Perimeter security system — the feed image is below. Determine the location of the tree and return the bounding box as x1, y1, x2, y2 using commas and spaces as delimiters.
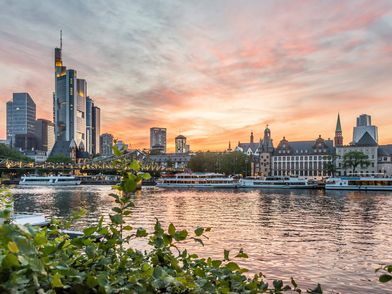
0, 144, 31, 162
46, 154, 73, 164
324, 154, 339, 177
342, 151, 370, 175
188, 151, 251, 175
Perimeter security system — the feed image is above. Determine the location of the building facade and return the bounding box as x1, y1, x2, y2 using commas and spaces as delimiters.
86, 97, 93, 154
336, 133, 378, 176
53, 34, 100, 158
35, 119, 55, 152
150, 127, 167, 153
6, 93, 36, 150
271, 136, 334, 177
148, 153, 192, 169
236, 126, 274, 176
353, 114, 378, 144
100, 133, 113, 157
175, 135, 187, 153
54, 39, 87, 150
92, 106, 101, 154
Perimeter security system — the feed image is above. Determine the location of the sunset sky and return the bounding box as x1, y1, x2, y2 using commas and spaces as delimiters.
0, 0, 392, 151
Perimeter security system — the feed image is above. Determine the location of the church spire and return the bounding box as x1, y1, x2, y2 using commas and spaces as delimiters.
336, 113, 342, 132
334, 113, 343, 147
250, 131, 254, 143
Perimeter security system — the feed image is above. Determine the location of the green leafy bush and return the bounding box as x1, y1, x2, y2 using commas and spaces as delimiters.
0, 144, 32, 162
0, 146, 324, 293
46, 154, 74, 164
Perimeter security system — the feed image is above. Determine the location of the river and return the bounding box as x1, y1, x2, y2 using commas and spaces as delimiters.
11, 186, 392, 293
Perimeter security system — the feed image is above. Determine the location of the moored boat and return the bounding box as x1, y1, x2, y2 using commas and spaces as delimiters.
325, 177, 392, 191
156, 173, 238, 188
19, 175, 81, 186
240, 176, 318, 189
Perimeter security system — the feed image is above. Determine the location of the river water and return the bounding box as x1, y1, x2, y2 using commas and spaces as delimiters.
11, 186, 392, 293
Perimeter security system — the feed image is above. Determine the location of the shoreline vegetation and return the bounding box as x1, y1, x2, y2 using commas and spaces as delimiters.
0, 146, 390, 293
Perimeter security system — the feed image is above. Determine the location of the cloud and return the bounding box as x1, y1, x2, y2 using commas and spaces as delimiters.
0, 0, 392, 151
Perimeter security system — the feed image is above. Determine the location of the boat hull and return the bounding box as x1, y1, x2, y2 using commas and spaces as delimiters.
19, 181, 81, 186
325, 185, 392, 191
240, 184, 318, 189
156, 183, 237, 189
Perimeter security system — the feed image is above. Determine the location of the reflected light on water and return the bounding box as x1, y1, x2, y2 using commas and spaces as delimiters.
11, 186, 392, 293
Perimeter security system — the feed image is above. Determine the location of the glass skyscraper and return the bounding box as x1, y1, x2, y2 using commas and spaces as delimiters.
150, 127, 167, 153
6, 93, 36, 150
54, 38, 87, 150
92, 106, 101, 154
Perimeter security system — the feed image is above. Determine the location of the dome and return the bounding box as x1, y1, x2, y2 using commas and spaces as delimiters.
176, 135, 186, 139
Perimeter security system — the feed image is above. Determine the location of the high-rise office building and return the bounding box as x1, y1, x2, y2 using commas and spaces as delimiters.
353, 114, 378, 144
150, 127, 167, 153
100, 133, 113, 157
86, 96, 93, 154
6, 93, 36, 150
53, 33, 87, 151
175, 135, 187, 153
92, 106, 101, 154
35, 119, 55, 152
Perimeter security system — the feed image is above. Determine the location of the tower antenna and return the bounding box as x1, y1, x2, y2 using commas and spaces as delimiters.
60, 30, 62, 49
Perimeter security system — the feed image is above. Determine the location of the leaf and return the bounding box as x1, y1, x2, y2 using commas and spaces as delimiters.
226, 262, 240, 271
140, 173, 151, 180
136, 228, 148, 237
235, 248, 248, 258
193, 238, 204, 246
194, 227, 204, 237
51, 273, 64, 288
291, 277, 298, 288
273, 280, 283, 290
174, 230, 188, 241
110, 214, 123, 225
112, 207, 122, 213
83, 227, 97, 236
307, 283, 322, 294
2, 253, 20, 268
34, 232, 47, 246
168, 223, 176, 236
211, 260, 222, 268
8, 241, 19, 253
224, 249, 230, 261
123, 225, 133, 231
123, 179, 137, 193
379, 274, 392, 283
130, 160, 141, 171
86, 275, 98, 288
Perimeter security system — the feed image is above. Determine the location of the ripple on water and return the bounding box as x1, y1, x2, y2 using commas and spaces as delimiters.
11, 186, 392, 293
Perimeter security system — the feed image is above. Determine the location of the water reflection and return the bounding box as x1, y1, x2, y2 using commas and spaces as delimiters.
11, 186, 392, 293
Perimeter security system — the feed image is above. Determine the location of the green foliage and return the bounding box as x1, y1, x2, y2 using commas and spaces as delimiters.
0, 144, 31, 162
323, 155, 339, 177
0, 147, 324, 293
342, 151, 371, 174
46, 154, 74, 164
377, 264, 392, 283
188, 151, 251, 175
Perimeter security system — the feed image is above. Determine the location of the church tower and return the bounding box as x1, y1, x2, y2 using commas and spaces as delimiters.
250, 131, 254, 144
334, 113, 343, 147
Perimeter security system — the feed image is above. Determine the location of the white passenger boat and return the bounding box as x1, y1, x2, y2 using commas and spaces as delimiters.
156, 173, 238, 188
19, 175, 81, 186
325, 177, 392, 191
240, 176, 318, 189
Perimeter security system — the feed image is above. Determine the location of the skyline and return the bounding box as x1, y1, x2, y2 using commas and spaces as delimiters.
1, 0, 392, 151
